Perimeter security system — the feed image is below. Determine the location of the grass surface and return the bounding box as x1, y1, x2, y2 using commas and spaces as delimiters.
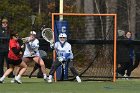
0, 78, 140, 93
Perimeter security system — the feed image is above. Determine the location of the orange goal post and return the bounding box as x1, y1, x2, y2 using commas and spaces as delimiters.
51, 13, 117, 82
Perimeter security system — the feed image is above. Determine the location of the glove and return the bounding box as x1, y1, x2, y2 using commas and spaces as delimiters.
21, 44, 24, 49
50, 43, 54, 49
57, 57, 64, 62
19, 51, 23, 55
22, 37, 30, 43
30, 51, 36, 56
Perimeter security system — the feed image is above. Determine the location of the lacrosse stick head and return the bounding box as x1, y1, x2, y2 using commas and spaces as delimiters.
42, 28, 54, 44
118, 30, 125, 37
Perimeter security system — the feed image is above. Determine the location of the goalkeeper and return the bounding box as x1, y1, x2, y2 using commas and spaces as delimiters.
47, 33, 81, 83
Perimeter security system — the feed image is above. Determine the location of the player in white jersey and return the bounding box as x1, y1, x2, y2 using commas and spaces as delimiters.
48, 33, 81, 83
21, 31, 47, 81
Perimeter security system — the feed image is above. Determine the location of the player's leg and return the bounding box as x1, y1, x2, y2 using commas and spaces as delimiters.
117, 62, 126, 76
126, 58, 134, 77
37, 68, 43, 78
11, 67, 21, 83
0, 65, 14, 83
0, 55, 4, 77
13, 58, 29, 84
15, 61, 27, 84
68, 60, 81, 83
33, 56, 47, 80
5, 53, 14, 78
132, 57, 140, 71
48, 60, 61, 83
22, 57, 31, 63
29, 63, 40, 78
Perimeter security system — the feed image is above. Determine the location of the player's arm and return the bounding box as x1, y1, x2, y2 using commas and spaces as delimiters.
31, 40, 39, 50
25, 42, 36, 57
26, 42, 34, 52
59, 44, 73, 61
22, 37, 30, 43
27, 40, 39, 51
12, 47, 21, 55
50, 42, 54, 49
10, 43, 22, 55
58, 52, 73, 62
64, 45, 73, 60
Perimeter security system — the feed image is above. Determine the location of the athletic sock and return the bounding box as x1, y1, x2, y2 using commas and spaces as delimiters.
16, 75, 21, 80
76, 76, 81, 83
14, 76, 17, 79
43, 74, 47, 79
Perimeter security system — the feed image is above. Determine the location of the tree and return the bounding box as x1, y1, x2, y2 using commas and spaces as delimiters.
105, 0, 117, 39
128, 0, 136, 39
83, 0, 96, 62
75, 0, 81, 13
0, 0, 32, 36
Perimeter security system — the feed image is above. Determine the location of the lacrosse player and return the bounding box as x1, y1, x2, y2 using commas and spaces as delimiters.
21, 31, 47, 81
0, 33, 27, 84
48, 33, 81, 83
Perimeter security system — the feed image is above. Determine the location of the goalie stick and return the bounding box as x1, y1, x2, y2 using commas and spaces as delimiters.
42, 28, 54, 45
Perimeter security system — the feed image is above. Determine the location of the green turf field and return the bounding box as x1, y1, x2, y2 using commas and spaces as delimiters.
0, 78, 140, 93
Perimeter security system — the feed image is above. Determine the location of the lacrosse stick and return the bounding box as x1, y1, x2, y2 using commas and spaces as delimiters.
56, 50, 66, 68
42, 28, 66, 75
42, 28, 54, 46
57, 56, 66, 78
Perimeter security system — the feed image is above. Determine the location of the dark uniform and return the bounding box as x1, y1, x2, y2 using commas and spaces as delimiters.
117, 36, 134, 76
0, 19, 13, 77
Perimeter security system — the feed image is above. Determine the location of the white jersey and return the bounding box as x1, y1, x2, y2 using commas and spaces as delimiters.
23, 37, 40, 57
55, 41, 73, 60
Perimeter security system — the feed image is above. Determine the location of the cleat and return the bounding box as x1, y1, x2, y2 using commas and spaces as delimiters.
47, 75, 52, 83
76, 76, 81, 83
15, 78, 22, 84
0, 78, 4, 84
0, 80, 4, 84
123, 74, 129, 80
44, 76, 48, 81
11, 78, 15, 83
29, 75, 31, 78
48, 79, 52, 83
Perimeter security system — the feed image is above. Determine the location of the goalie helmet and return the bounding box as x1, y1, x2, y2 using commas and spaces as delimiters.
59, 33, 67, 43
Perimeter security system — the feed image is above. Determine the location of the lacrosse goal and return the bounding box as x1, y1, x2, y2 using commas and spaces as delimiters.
52, 13, 117, 82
